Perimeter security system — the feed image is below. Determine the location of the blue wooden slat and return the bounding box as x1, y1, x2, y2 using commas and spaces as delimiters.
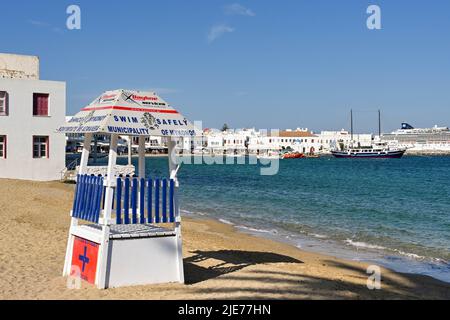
147, 179, 153, 223
140, 178, 145, 224
124, 177, 130, 224
88, 176, 96, 221
162, 179, 167, 223
72, 174, 79, 216
169, 179, 175, 223
116, 177, 122, 225
77, 175, 87, 219
89, 176, 97, 222
83, 176, 93, 221
94, 177, 103, 223
77, 174, 87, 219
91, 177, 102, 223
90, 176, 97, 222
72, 174, 82, 217
88, 176, 96, 222
131, 178, 138, 224
73, 174, 81, 218
154, 178, 160, 223
81, 175, 90, 220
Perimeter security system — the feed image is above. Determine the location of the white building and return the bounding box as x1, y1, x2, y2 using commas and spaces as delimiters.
247, 128, 321, 155
195, 127, 375, 156
317, 130, 373, 153
222, 130, 247, 155
203, 129, 224, 155
0, 53, 66, 181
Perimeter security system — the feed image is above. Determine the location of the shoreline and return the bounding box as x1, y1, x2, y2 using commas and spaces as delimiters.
184, 211, 450, 285
1, 179, 450, 299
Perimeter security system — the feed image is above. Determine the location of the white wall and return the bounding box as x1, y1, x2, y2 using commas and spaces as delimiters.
0, 78, 66, 181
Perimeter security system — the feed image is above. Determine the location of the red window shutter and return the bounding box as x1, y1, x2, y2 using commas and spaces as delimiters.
33, 94, 49, 116
39, 96, 45, 115
38, 96, 42, 115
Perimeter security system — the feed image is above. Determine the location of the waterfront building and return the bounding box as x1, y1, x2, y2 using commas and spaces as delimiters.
278, 128, 319, 154
317, 130, 373, 153
0, 53, 66, 181
222, 129, 247, 156
203, 128, 224, 155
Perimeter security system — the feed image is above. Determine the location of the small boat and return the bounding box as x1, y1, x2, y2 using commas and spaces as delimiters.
281, 152, 304, 159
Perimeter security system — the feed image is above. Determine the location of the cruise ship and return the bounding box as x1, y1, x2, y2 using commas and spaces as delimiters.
382, 123, 450, 153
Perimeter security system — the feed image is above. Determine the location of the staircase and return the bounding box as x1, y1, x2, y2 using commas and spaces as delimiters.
60, 158, 79, 182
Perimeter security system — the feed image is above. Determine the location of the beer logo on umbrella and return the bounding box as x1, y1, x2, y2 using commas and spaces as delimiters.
141, 112, 159, 130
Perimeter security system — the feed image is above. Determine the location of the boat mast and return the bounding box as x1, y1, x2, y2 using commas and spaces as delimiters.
378, 109, 381, 138
350, 109, 353, 142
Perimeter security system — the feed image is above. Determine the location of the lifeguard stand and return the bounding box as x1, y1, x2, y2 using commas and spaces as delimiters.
58, 89, 196, 288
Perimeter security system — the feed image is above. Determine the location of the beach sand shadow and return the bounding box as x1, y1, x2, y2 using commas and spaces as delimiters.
184, 250, 303, 284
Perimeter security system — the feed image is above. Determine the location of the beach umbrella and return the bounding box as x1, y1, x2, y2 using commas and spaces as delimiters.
57, 89, 197, 137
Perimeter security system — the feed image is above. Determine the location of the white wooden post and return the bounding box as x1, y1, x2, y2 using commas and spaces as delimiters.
102, 134, 118, 224
138, 136, 146, 179
63, 132, 93, 276
128, 137, 132, 165
95, 134, 118, 289
168, 137, 184, 283
79, 133, 92, 175
138, 136, 146, 220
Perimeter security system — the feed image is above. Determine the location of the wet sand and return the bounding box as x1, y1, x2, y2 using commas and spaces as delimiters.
0, 179, 449, 300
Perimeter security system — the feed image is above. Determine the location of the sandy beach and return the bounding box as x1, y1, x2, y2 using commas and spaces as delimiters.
0, 179, 449, 300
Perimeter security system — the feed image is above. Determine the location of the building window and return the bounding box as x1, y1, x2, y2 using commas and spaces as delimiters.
33, 136, 49, 158
33, 93, 49, 116
0, 135, 6, 158
0, 91, 8, 116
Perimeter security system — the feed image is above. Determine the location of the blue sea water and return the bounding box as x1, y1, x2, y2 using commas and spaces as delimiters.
112, 155, 450, 282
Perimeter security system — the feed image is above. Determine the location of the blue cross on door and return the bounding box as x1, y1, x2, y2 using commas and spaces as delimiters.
78, 246, 90, 272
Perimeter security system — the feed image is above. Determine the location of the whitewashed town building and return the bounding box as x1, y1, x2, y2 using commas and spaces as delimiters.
317, 130, 373, 153
201, 127, 374, 156
0, 53, 66, 181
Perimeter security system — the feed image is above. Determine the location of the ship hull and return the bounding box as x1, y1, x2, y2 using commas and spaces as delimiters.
331, 150, 405, 159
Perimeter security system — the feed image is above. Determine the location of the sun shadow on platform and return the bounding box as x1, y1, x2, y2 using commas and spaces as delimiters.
184, 250, 303, 285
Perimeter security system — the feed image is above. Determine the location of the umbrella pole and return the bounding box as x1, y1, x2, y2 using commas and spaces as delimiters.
138, 136, 145, 179
128, 137, 132, 165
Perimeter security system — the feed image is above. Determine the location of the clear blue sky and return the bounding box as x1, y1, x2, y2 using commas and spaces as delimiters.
1, 0, 449, 133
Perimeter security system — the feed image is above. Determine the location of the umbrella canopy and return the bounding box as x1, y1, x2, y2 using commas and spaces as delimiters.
57, 89, 197, 137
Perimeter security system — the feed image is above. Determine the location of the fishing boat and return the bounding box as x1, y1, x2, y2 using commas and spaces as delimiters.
331, 109, 406, 159
281, 151, 304, 159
